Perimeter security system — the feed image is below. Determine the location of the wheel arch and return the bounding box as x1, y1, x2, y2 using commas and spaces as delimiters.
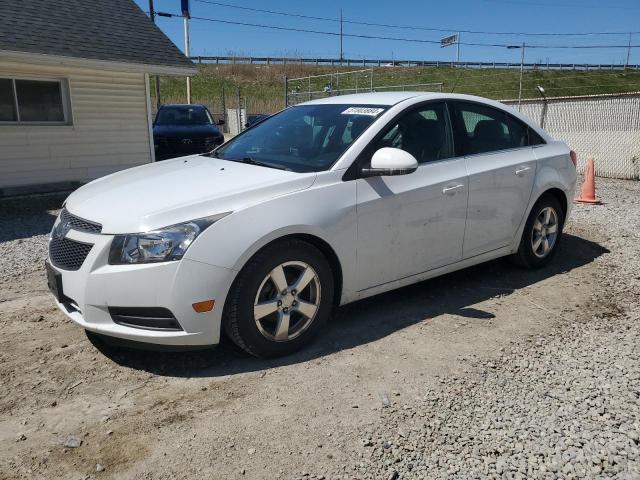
538, 187, 568, 221
281, 233, 343, 308
229, 232, 344, 309
511, 184, 570, 253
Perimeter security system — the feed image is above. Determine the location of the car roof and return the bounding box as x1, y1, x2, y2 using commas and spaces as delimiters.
298, 91, 511, 108
160, 104, 207, 109
300, 92, 428, 106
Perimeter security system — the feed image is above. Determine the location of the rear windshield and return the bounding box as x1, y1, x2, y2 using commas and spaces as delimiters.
211, 104, 387, 172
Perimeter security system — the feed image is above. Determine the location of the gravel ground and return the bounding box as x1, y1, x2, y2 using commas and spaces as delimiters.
0, 178, 638, 480
0, 194, 64, 282
314, 179, 640, 480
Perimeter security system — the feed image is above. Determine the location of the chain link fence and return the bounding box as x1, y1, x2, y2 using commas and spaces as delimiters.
505, 92, 640, 179
151, 66, 640, 179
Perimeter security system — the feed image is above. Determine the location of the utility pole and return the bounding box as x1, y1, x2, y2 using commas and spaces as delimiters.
339, 8, 343, 64
456, 32, 460, 64
518, 42, 525, 110
182, 0, 192, 104
625, 33, 632, 69
148, 0, 161, 109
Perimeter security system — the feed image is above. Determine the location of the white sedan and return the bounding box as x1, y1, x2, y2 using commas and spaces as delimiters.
46, 92, 577, 357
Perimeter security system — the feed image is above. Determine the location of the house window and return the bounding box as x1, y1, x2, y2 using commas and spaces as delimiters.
0, 78, 70, 124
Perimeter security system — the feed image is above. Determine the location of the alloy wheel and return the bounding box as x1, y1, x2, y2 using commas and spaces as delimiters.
531, 206, 559, 258
253, 261, 321, 342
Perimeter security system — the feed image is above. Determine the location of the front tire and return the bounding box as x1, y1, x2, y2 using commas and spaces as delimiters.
223, 239, 334, 358
513, 195, 564, 269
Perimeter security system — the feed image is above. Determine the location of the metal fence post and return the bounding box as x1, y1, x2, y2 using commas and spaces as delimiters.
243, 95, 247, 127
221, 85, 227, 133
236, 86, 241, 134
284, 76, 288, 108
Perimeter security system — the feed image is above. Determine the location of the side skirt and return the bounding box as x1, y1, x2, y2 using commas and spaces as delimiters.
347, 245, 514, 304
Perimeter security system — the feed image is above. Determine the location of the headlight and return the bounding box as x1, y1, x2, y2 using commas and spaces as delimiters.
108, 213, 230, 265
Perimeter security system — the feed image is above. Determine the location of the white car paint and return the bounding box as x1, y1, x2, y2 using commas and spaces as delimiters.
48, 92, 577, 347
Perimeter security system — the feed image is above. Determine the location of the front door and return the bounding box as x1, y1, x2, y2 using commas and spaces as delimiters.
355, 102, 468, 291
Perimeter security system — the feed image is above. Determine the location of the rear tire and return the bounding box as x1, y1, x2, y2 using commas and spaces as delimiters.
223, 239, 334, 358
513, 195, 564, 269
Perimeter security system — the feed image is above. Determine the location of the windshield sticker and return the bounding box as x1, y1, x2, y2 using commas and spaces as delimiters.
341, 107, 384, 116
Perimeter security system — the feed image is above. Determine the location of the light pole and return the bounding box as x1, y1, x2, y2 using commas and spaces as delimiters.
148, 0, 161, 109
157, 6, 192, 104
536, 85, 548, 128
508, 43, 526, 110
182, 0, 192, 104
339, 8, 343, 64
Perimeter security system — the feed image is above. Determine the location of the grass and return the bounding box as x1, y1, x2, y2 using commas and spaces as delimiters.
152, 64, 640, 114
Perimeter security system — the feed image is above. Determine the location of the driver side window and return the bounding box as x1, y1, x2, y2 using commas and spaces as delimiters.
375, 103, 453, 164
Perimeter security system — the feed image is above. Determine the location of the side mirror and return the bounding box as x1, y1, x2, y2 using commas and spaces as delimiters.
361, 147, 418, 177
216, 119, 225, 126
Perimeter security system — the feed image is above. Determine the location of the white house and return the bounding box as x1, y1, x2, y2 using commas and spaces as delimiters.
0, 0, 196, 195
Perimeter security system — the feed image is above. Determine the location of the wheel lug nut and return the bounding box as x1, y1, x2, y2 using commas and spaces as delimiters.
277, 300, 282, 306
283, 307, 289, 313
291, 290, 297, 296
292, 300, 297, 307
282, 289, 288, 295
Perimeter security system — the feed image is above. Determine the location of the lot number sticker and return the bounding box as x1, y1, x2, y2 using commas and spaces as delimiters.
341, 107, 385, 116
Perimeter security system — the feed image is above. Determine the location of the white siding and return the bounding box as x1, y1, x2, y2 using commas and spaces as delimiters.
0, 60, 152, 189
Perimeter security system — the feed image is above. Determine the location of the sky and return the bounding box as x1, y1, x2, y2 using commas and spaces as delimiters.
134, 0, 640, 65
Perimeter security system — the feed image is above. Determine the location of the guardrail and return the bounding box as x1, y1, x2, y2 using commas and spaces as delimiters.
191, 56, 640, 71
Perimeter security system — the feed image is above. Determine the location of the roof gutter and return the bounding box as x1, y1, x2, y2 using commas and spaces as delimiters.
0, 50, 197, 76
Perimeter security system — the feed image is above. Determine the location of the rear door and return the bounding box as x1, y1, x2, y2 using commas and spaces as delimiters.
354, 102, 468, 290
450, 101, 537, 258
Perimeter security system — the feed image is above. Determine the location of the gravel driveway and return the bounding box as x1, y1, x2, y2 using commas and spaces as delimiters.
0, 179, 638, 480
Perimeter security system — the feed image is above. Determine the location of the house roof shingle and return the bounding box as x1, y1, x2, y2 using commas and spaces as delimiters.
0, 0, 194, 71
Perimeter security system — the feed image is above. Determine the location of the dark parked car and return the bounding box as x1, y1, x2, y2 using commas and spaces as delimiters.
244, 113, 270, 129
153, 104, 224, 160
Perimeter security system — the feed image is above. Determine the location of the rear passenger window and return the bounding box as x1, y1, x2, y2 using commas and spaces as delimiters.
528, 127, 545, 146
454, 102, 531, 155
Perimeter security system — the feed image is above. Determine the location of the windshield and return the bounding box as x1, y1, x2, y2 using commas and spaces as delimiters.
211, 104, 387, 172
156, 106, 213, 126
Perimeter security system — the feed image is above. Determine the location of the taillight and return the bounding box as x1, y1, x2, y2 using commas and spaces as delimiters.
570, 150, 578, 167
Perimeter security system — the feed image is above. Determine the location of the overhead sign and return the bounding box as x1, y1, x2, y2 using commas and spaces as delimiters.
181, 0, 190, 18
440, 34, 458, 48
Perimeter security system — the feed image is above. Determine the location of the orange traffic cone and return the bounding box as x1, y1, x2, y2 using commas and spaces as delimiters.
575, 158, 602, 205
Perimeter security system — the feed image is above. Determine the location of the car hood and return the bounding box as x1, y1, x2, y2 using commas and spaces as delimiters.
65, 156, 317, 234
153, 124, 220, 137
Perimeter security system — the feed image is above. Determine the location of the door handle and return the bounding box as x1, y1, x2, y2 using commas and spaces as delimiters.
442, 184, 464, 195
515, 166, 531, 176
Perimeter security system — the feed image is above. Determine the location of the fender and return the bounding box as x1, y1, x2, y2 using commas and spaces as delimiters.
510, 145, 577, 252
184, 171, 358, 304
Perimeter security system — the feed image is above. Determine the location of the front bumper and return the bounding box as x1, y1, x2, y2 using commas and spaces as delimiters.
48, 228, 236, 346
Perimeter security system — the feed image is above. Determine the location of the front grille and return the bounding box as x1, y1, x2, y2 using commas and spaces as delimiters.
60, 208, 102, 234
157, 136, 216, 151
49, 237, 93, 271
165, 137, 208, 147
